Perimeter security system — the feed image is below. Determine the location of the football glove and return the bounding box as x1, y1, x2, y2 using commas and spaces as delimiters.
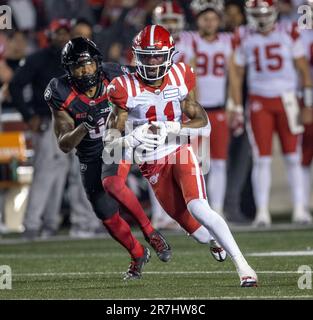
83, 106, 104, 130
151, 121, 181, 135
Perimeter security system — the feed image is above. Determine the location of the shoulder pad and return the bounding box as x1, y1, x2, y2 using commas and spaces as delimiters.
44, 75, 71, 110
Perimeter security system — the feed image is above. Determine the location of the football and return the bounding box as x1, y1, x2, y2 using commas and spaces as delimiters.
147, 124, 159, 135
145, 124, 159, 150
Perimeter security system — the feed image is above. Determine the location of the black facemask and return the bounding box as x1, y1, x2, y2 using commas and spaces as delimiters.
69, 60, 103, 92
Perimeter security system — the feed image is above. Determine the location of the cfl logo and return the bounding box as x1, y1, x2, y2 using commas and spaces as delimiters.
298, 5, 313, 30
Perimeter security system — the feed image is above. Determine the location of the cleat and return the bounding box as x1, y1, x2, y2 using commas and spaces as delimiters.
240, 276, 258, 287
145, 230, 172, 262
238, 267, 258, 287
123, 247, 151, 280
292, 208, 312, 225
253, 209, 271, 228
209, 240, 227, 262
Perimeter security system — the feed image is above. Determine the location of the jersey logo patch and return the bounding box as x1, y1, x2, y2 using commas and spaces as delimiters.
149, 173, 159, 185
44, 87, 52, 101
163, 88, 179, 99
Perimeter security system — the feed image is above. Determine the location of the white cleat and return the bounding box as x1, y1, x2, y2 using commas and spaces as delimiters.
238, 266, 258, 287
252, 209, 271, 228
292, 207, 312, 225
209, 240, 227, 262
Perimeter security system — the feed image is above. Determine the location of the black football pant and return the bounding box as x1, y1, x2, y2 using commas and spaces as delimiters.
79, 158, 120, 220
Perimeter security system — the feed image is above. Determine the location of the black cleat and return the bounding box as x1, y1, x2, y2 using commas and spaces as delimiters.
145, 230, 172, 262
123, 247, 151, 280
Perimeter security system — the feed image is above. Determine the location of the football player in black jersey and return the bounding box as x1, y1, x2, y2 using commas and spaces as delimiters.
45, 37, 171, 280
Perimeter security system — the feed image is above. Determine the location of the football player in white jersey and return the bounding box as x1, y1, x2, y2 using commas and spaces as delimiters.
229, 0, 313, 226
149, 0, 189, 230
152, 0, 194, 64
189, 0, 233, 217
300, 0, 313, 221
105, 25, 258, 287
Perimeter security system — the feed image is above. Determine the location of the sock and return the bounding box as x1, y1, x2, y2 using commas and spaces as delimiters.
302, 166, 312, 209
103, 176, 154, 237
283, 153, 304, 207
187, 198, 243, 260
103, 212, 144, 259
207, 159, 227, 213
190, 225, 214, 244
252, 156, 272, 209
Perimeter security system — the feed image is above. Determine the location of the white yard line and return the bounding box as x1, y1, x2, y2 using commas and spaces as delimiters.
2, 250, 313, 259
247, 250, 313, 257
12, 270, 303, 277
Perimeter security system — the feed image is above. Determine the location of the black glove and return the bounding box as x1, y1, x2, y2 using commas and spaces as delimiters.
83, 106, 104, 130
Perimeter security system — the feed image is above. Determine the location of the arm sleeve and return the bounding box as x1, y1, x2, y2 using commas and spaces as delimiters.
107, 77, 129, 110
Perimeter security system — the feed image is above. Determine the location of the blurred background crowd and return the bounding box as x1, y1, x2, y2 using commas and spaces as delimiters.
0, 0, 312, 239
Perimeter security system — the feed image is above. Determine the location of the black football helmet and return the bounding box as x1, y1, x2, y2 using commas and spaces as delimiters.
61, 37, 103, 92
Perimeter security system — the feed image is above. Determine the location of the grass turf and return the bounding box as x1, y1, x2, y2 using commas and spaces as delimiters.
0, 229, 312, 299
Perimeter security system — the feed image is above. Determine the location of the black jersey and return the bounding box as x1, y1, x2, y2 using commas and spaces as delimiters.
45, 62, 131, 162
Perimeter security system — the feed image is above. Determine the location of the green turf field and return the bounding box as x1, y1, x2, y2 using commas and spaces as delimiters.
0, 229, 313, 299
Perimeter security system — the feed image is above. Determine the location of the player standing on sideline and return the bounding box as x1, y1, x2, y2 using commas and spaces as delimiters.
152, 0, 194, 64
229, 0, 313, 226
300, 0, 313, 221
105, 25, 257, 287
45, 37, 172, 280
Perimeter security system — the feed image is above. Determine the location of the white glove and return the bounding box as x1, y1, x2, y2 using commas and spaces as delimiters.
125, 123, 164, 149
151, 121, 181, 135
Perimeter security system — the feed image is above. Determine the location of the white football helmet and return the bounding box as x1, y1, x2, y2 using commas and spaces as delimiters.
190, 0, 224, 17
245, 0, 278, 33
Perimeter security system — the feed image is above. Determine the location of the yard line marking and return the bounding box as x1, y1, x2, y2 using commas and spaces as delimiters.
0, 252, 125, 259
12, 270, 302, 277
247, 250, 313, 257
2, 250, 313, 259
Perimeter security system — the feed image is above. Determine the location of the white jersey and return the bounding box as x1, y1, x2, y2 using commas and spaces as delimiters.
234, 23, 305, 97
107, 62, 196, 162
173, 31, 195, 64
189, 32, 233, 108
